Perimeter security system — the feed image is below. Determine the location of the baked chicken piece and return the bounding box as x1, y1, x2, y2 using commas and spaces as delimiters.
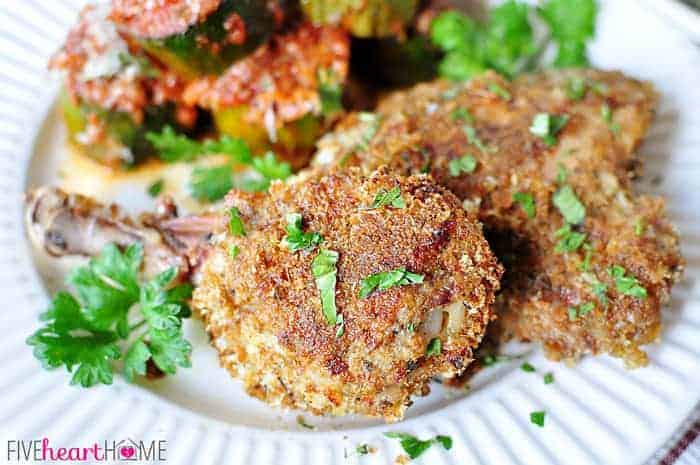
312, 69, 683, 367
25, 168, 502, 420
195, 167, 502, 419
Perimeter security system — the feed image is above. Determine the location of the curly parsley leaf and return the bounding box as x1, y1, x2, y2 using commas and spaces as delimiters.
146, 126, 203, 162
251, 151, 292, 185
283, 213, 323, 252
312, 249, 340, 325
189, 165, 234, 202
539, 0, 597, 67
27, 244, 193, 387
553, 185, 586, 225
384, 432, 453, 459
68, 243, 142, 333
359, 267, 424, 299
609, 265, 647, 299
513, 192, 536, 218
26, 292, 121, 387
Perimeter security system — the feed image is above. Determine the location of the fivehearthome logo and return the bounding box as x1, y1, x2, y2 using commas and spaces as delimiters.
6, 437, 167, 462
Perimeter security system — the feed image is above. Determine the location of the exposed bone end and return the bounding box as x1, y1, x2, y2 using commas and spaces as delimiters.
24, 186, 200, 281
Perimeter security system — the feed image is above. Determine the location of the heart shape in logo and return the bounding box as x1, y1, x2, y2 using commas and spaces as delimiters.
120, 446, 135, 459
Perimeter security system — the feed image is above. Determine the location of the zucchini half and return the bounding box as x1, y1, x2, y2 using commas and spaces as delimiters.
214, 106, 322, 169
60, 91, 197, 168
301, 0, 418, 38
140, 0, 277, 79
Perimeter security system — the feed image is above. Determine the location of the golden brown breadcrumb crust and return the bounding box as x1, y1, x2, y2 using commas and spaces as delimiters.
50, 5, 194, 125
312, 69, 684, 367
110, 0, 222, 39
183, 23, 350, 125
193, 168, 502, 419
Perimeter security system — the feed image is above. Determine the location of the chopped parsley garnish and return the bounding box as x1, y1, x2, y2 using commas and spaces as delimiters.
26, 243, 192, 387
488, 83, 512, 101
283, 213, 323, 252
566, 76, 587, 101
228, 207, 246, 236
312, 249, 340, 325
359, 267, 424, 299
521, 362, 536, 372
147, 179, 164, 197
317, 68, 343, 117
426, 337, 442, 357
229, 244, 240, 259
430, 1, 597, 80
448, 154, 477, 176
553, 185, 585, 225
463, 125, 495, 153
369, 186, 406, 209
513, 192, 536, 218
529, 113, 569, 147
609, 265, 647, 299
189, 165, 233, 202
384, 432, 453, 459
554, 224, 586, 253
635, 218, 645, 236
544, 372, 554, 384
568, 302, 594, 321
146, 126, 204, 162
530, 411, 546, 427
451, 107, 474, 123
601, 104, 620, 133
355, 444, 371, 455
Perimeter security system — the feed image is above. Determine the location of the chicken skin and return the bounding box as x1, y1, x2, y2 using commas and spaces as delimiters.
312, 69, 683, 367
193, 167, 502, 419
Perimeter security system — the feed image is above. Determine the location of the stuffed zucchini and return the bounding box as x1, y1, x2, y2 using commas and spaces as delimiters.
51, 5, 200, 167
110, 0, 281, 78
300, 0, 418, 38
183, 23, 350, 168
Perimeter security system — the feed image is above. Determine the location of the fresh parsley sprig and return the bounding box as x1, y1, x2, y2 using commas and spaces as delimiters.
147, 128, 291, 202
26, 243, 192, 387
430, 0, 598, 81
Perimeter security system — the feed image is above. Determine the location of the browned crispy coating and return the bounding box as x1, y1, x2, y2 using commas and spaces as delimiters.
110, 0, 222, 39
50, 5, 194, 125
312, 69, 683, 367
182, 23, 350, 125
192, 168, 502, 419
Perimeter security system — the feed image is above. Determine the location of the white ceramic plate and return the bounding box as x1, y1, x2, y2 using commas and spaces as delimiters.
2, 1, 700, 464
